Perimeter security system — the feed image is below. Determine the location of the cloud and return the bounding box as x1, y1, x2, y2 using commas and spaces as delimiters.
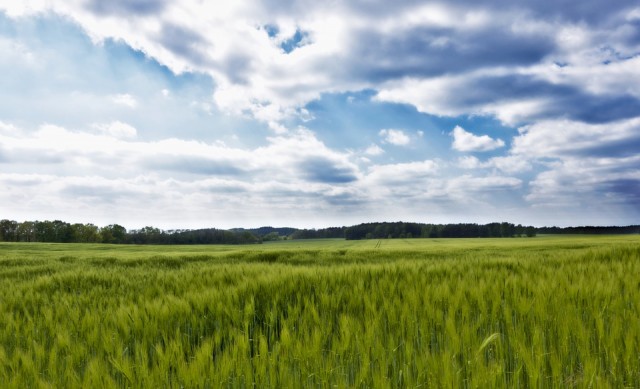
365, 160, 438, 184
509, 118, 640, 220
457, 155, 532, 174
451, 126, 504, 152
299, 157, 358, 183
2, 0, 638, 130
0, 121, 18, 134
93, 121, 137, 139
512, 118, 640, 158
447, 174, 522, 193
364, 144, 384, 156
0, 122, 359, 187
526, 156, 640, 210
85, 0, 167, 16
0, 123, 367, 226
1, 2, 639, 226
110, 94, 138, 108
379, 129, 411, 146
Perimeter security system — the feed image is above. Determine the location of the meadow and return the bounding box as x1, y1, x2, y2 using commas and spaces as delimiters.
0, 235, 639, 388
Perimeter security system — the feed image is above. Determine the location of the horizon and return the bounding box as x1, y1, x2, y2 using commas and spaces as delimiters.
1, 1, 639, 229
2, 217, 638, 233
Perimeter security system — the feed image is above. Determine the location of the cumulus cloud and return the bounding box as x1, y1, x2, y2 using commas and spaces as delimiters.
451, 126, 504, 152
508, 118, 640, 220
512, 118, 640, 158
526, 156, 640, 211
457, 155, 532, 174
1, 1, 639, 226
4, 0, 636, 127
379, 129, 411, 146
0, 122, 359, 187
0, 122, 370, 226
365, 144, 384, 156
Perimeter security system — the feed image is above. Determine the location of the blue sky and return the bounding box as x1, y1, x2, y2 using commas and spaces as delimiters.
0, 1, 639, 229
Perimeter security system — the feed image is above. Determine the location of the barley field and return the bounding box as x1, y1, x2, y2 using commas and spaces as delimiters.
0, 235, 639, 388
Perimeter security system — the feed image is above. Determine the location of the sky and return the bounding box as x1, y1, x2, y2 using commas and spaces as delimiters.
0, 1, 639, 229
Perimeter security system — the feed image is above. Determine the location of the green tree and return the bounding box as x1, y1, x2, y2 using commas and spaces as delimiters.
72, 223, 100, 243
0, 219, 18, 241
100, 224, 127, 244
16, 221, 36, 242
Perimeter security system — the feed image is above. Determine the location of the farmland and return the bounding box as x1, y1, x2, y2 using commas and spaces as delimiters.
0, 236, 639, 388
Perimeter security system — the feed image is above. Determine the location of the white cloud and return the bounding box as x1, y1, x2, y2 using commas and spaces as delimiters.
379, 129, 411, 146
457, 155, 483, 169
365, 160, 438, 184
447, 175, 522, 193
510, 118, 640, 220
512, 118, 640, 158
1, 1, 639, 226
451, 126, 504, 152
1, 0, 637, 130
110, 93, 138, 108
365, 144, 384, 156
267, 121, 289, 134
93, 121, 137, 139
487, 156, 532, 174
375, 75, 551, 126
457, 155, 532, 174
526, 155, 640, 208
0, 121, 18, 134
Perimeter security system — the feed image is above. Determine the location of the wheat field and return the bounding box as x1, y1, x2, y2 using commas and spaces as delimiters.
0, 235, 638, 388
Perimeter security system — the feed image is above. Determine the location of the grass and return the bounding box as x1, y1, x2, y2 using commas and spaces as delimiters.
0, 235, 639, 387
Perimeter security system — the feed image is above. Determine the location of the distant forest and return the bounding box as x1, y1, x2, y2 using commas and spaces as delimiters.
0, 219, 638, 245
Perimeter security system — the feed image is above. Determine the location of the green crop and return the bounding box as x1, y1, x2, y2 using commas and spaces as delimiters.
0, 235, 638, 387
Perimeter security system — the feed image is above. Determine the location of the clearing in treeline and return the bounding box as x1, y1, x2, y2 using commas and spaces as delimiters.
0, 235, 639, 387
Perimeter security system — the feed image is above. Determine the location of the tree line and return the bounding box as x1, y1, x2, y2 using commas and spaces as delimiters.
0, 220, 259, 245
0, 219, 638, 244
343, 222, 537, 240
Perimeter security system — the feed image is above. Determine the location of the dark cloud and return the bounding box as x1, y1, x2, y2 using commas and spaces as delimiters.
221, 53, 253, 85
324, 192, 367, 207
86, 0, 167, 16
159, 23, 210, 66
343, 0, 638, 26
429, 73, 640, 124
603, 178, 640, 203
351, 26, 555, 82
299, 158, 358, 184
572, 136, 640, 158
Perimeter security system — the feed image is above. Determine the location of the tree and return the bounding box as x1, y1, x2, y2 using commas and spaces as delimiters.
100, 224, 127, 244
16, 221, 36, 242
525, 226, 536, 237
72, 223, 100, 243
0, 219, 18, 241
262, 232, 281, 241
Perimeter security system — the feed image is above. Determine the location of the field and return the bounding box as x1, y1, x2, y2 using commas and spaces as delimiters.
0, 236, 639, 388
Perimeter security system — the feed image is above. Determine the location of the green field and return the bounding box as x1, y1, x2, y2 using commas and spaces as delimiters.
1, 236, 639, 388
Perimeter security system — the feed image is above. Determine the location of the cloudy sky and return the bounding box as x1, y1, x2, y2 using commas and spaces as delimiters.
1, 1, 639, 229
